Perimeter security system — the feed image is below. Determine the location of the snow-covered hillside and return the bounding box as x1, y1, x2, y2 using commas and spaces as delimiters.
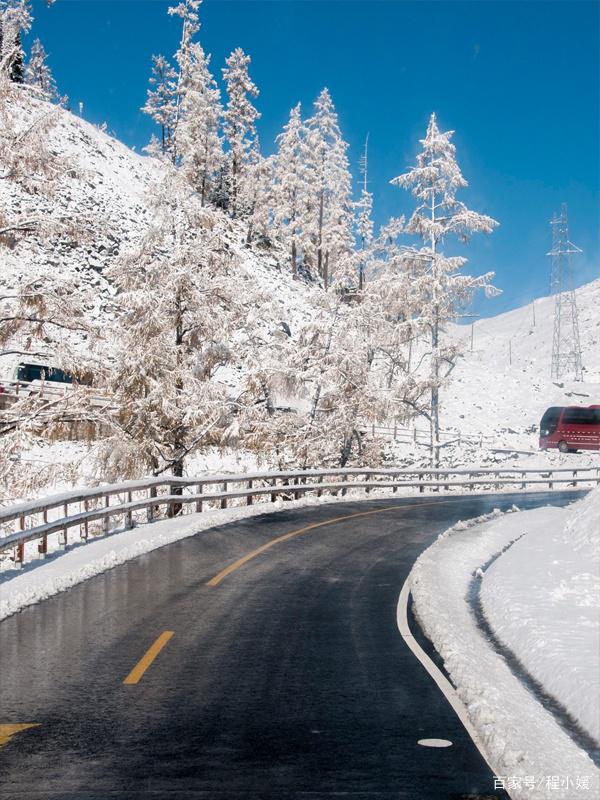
0, 91, 316, 378
445, 279, 600, 436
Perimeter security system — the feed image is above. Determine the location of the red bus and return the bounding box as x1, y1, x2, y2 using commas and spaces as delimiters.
539, 405, 600, 453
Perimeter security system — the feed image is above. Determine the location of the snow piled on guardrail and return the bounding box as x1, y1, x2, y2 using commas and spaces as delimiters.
409, 498, 599, 799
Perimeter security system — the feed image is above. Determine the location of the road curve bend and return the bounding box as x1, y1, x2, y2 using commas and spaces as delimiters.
0, 490, 583, 799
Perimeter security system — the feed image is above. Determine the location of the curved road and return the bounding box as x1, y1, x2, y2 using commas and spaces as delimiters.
0, 490, 584, 799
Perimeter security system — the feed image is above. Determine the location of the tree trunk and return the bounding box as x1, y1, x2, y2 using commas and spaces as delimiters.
431, 315, 440, 469
291, 238, 297, 277
316, 189, 324, 281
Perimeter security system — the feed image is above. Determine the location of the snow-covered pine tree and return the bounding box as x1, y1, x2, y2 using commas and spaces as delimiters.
25, 37, 56, 99
391, 113, 498, 466
365, 216, 432, 426
0, 0, 30, 83
142, 54, 178, 160
96, 172, 246, 482
177, 41, 223, 205
272, 103, 312, 277
241, 138, 273, 245
305, 89, 354, 290
142, 0, 201, 163
222, 47, 260, 218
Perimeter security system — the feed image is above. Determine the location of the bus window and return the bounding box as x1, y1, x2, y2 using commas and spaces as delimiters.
540, 407, 561, 435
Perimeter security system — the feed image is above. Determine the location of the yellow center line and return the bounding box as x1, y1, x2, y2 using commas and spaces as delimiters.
207, 499, 454, 587
123, 631, 174, 685
0, 724, 40, 748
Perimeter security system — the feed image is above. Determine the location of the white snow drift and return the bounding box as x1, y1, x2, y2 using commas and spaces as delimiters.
409, 492, 600, 800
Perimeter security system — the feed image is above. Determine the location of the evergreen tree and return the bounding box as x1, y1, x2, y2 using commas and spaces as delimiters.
25, 37, 56, 99
305, 89, 354, 289
97, 172, 243, 481
222, 47, 260, 218
142, 54, 178, 160
1, 1, 30, 83
391, 113, 498, 466
272, 103, 312, 276
242, 138, 273, 245
177, 41, 223, 205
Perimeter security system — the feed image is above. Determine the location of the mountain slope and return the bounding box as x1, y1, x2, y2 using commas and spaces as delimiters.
444, 278, 600, 435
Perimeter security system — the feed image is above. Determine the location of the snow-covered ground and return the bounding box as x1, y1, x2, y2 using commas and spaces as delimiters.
443, 278, 600, 439
481, 487, 600, 745
409, 492, 600, 799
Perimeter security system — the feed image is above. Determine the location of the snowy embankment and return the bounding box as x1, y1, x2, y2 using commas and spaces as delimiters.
409, 492, 600, 800
481, 487, 600, 746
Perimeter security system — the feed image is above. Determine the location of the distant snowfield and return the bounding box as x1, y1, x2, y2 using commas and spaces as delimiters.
444, 278, 600, 436
410, 490, 600, 799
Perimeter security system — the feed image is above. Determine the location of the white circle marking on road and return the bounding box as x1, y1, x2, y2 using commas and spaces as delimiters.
417, 738, 453, 748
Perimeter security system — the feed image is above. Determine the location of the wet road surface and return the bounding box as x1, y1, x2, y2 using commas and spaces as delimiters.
0, 491, 583, 799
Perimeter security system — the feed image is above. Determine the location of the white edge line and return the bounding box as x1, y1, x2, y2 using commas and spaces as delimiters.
396, 577, 498, 776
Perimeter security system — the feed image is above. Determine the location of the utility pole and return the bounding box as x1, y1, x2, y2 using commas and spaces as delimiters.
358, 134, 369, 291
548, 204, 583, 381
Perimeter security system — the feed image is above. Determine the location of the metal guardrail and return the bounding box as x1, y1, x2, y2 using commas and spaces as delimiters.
1, 466, 598, 565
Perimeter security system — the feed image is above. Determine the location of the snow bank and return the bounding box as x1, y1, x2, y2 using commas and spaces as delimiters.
481, 487, 600, 745
0, 490, 399, 622
409, 501, 599, 799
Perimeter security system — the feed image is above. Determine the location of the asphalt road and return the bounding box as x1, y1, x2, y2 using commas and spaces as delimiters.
0, 490, 584, 799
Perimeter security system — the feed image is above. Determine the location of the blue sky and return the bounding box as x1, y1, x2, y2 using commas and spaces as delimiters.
28, 0, 599, 318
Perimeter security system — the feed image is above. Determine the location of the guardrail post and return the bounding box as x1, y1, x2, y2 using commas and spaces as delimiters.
365, 473, 371, 494
341, 474, 348, 496
549, 471, 553, 490
317, 475, 323, 497
15, 514, 25, 565
247, 480, 253, 505
419, 474, 424, 494
221, 482, 228, 509
195, 483, 203, 513
147, 486, 156, 522
572, 470, 578, 488
271, 479, 277, 503
38, 510, 48, 557
393, 422, 397, 440
126, 491, 133, 529
62, 502, 69, 549
521, 471, 526, 490
103, 495, 110, 534
81, 500, 89, 540
294, 477, 300, 501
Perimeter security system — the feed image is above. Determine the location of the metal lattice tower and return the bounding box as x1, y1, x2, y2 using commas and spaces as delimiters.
548, 203, 583, 381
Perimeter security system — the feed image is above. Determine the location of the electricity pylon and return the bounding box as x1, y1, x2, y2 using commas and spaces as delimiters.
548, 203, 583, 381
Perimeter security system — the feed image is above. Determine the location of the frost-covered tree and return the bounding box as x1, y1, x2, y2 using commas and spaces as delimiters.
142, 0, 201, 163
272, 103, 312, 276
391, 113, 498, 465
96, 173, 246, 481
142, 54, 178, 160
177, 42, 223, 205
222, 47, 260, 218
0, 0, 31, 83
25, 37, 56, 99
305, 89, 354, 289
242, 139, 273, 245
